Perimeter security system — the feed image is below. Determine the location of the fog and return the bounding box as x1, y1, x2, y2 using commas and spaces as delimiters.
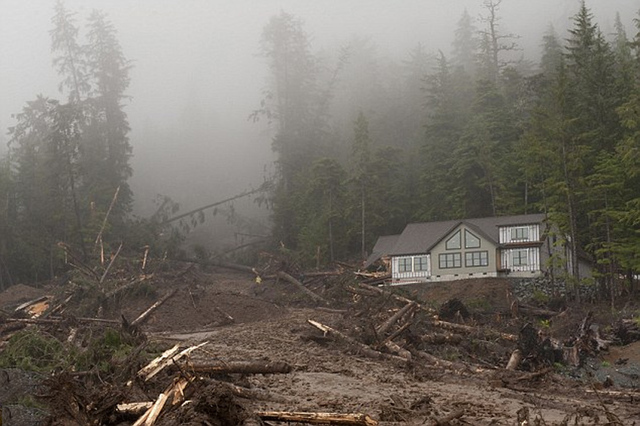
1, 0, 638, 242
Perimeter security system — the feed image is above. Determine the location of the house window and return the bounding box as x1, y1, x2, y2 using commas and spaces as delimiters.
414, 256, 429, 271
446, 230, 461, 250
465, 230, 481, 248
439, 253, 461, 269
512, 227, 529, 241
466, 251, 488, 267
513, 249, 528, 266
398, 257, 412, 272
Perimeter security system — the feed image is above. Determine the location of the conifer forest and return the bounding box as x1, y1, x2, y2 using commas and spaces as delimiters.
0, 0, 639, 299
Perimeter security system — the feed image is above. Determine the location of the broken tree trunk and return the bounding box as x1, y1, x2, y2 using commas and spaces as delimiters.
308, 319, 407, 364
421, 332, 463, 345
184, 361, 292, 375
376, 302, 417, 336
257, 411, 378, 426
358, 283, 436, 315
506, 349, 523, 370
133, 377, 190, 426
116, 402, 153, 416
3, 316, 120, 325
138, 344, 180, 381
429, 319, 518, 342
131, 288, 178, 327
383, 341, 411, 361
277, 271, 329, 305
138, 341, 208, 381
518, 303, 560, 318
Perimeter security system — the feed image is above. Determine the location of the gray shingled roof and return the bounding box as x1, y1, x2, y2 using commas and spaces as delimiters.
388, 213, 547, 256
364, 234, 399, 268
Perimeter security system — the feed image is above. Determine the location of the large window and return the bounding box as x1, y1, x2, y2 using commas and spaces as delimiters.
513, 249, 528, 266
446, 230, 461, 250
465, 251, 488, 267
398, 257, 412, 272
414, 256, 429, 271
439, 253, 461, 269
512, 227, 529, 241
465, 230, 481, 248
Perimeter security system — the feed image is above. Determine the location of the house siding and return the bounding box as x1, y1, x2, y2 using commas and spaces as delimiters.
391, 254, 430, 281
379, 214, 587, 285
499, 224, 540, 244
500, 247, 541, 274
430, 225, 497, 278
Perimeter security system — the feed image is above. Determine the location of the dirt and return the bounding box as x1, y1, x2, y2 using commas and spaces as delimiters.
2, 267, 640, 425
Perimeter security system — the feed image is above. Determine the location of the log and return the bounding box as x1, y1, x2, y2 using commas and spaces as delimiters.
376, 302, 417, 336
380, 320, 412, 347
117, 402, 153, 415
131, 288, 178, 327
100, 242, 123, 284
14, 296, 50, 312
278, 271, 329, 305
138, 341, 208, 381
185, 361, 292, 375
429, 320, 518, 342
138, 344, 180, 381
308, 319, 407, 364
506, 349, 522, 370
383, 341, 411, 361
132, 392, 168, 426
133, 378, 190, 426
513, 366, 553, 382
518, 303, 560, 318
357, 283, 438, 316
315, 307, 348, 314
421, 332, 463, 345
2, 316, 120, 325
257, 411, 378, 425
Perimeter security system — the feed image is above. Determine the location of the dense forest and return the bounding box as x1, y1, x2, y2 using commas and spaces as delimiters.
0, 1, 639, 301
253, 1, 640, 296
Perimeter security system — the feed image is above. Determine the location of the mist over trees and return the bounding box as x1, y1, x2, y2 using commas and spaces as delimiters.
254, 1, 640, 296
0, 0, 639, 300
1, 1, 133, 283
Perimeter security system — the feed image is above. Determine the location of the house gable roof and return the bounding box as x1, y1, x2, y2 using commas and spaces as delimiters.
388, 213, 547, 256
364, 234, 400, 268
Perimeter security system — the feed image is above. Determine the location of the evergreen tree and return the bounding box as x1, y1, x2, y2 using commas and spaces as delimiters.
255, 11, 323, 249
83, 9, 133, 228
540, 25, 563, 79
351, 112, 372, 259
477, 0, 520, 84
50, 0, 88, 102
296, 158, 348, 266
420, 52, 472, 220
451, 9, 478, 76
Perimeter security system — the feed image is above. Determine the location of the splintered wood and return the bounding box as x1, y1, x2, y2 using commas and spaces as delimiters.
137, 341, 208, 381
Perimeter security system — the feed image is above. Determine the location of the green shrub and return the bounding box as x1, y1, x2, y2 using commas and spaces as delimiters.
0, 329, 71, 372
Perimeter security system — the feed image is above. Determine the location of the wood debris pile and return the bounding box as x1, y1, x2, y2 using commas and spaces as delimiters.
1, 254, 639, 424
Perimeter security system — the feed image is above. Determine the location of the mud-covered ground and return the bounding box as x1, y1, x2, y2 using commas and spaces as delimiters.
1, 266, 640, 425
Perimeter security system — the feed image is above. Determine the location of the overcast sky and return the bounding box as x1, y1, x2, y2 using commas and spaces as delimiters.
1, 0, 638, 217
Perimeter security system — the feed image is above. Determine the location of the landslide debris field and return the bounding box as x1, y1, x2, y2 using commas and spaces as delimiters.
1, 261, 640, 425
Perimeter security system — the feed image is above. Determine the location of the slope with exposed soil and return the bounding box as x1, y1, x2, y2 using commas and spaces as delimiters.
1, 266, 639, 425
